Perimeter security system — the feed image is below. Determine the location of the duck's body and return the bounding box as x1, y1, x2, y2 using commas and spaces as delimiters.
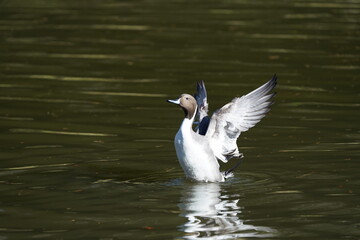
175, 117, 224, 182
168, 75, 277, 182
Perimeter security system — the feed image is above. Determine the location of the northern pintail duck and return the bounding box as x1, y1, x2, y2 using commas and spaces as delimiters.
167, 75, 277, 182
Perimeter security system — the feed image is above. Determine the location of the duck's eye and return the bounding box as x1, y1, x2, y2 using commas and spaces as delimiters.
186, 97, 189, 100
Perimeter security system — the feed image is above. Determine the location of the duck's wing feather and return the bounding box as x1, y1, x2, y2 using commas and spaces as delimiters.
194, 80, 210, 135
206, 75, 277, 163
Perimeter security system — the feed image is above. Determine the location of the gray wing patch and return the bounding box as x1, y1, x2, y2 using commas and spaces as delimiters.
207, 75, 277, 162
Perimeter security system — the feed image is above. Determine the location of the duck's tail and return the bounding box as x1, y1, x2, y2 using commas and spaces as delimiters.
224, 155, 244, 179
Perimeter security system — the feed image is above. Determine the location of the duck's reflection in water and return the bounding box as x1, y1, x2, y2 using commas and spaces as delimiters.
178, 183, 275, 239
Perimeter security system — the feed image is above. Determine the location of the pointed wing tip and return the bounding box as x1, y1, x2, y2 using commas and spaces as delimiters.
270, 74, 278, 87
195, 80, 208, 100
261, 74, 277, 94
196, 79, 203, 85
196, 80, 206, 91
195, 81, 202, 98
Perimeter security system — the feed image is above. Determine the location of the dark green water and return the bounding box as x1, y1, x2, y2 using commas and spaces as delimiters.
1, 0, 359, 239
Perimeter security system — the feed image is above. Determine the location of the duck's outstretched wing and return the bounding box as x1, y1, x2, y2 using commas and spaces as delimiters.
194, 80, 210, 135
206, 75, 277, 163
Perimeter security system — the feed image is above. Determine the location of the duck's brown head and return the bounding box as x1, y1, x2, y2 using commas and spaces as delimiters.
167, 94, 197, 119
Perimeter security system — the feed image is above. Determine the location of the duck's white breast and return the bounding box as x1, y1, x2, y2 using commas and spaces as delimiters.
174, 127, 223, 182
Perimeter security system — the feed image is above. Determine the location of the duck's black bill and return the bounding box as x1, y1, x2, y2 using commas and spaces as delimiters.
167, 99, 180, 104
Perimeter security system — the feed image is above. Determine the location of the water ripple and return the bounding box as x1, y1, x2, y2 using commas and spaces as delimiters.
0, 96, 100, 105
20, 75, 159, 83
9, 128, 116, 137
80, 91, 167, 97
